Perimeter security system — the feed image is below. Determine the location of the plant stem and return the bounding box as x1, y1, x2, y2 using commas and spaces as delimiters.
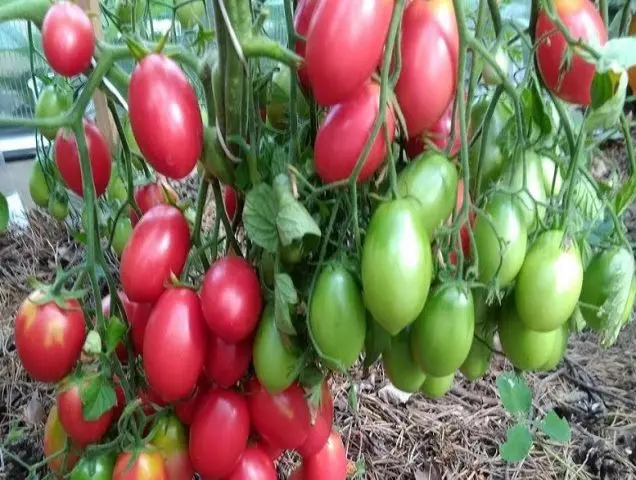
212, 179, 242, 255
192, 179, 211, 270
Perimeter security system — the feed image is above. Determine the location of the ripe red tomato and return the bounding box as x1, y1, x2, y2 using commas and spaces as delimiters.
303, 430, 348, 480
175, 382, 208, 425
56, 377, 114, 447
226, 445, 277, 480
15, 291, 85, 383
297, 382, 334, 457
113, 450, 167, 480
205, 334, 252, 388
396, 0, 459, 137
305, 0, 394, 106
200, 256, 263, 343
314, 81, 396, 184
121, 205, 191, 303
294, 0, 319, 92
224, 185, 238, 221
55, 120, 112, 198
43, 405, 80, 476
41, 1, 94, 77
448, 179, 475, 265
129, 54, 203, 179
143, 288, 207, 402
189, 389, 251, 478
247, 379, 311, 450
102, 291, 152, 359
407, 96, 465, 158
290, 467, 305, 480
256, 438, 284, 462
131, 181, 179, 226
535, 0, 606, 105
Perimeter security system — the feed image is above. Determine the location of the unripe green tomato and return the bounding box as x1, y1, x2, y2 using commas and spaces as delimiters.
482, 46, 510, 86
115, 0, 146, 26
112, 217, 133, 257
48, 191, 69, 221
175, 0, 205, 28
29, 161, 51, 208
35, 85, 72, 140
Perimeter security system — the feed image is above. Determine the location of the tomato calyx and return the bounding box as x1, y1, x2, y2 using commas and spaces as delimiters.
26, 271, 88, 311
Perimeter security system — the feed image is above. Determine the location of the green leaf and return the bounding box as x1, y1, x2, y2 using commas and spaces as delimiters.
347, 384, 358, 412
538, 409, 571, 443
243, 183, 279, 252
598, 249, 636, 347
274, 273, 298, 335
273, 174, 321, 247
615, 174, 636, 217
496, 372, 532, 418
586, 70, 628, 132
105, 316, 127, 354
596, 37, 636, 73
0, 192, 9, 233
590, 72, 615, 109
571, 172, 604, 232
499, 423, 533, 463
80, 375, 117, 421
521, 82, 551, 136
363, 314, 392, 369
299, 365, 324, 391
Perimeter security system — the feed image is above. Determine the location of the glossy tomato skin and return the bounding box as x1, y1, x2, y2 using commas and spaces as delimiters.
420, 373, 454, 398
55, 120, 112, 198
224, 185, 238, 221
205, 334, 252, 388
247, 379, 311, 450
314, 82, 395, 184
143, 288, 207, 402
70, 452, 116, 480
35, 85, 72, 140
361, 198, 433, 335
129, 54, 203, 179
535, 0, 607, 105
42, 2, 94, 77
256, 438, 284, 462
29, 161, 51, 208
200, 256, 263, 343
383, 330, 426, 393
310, 264, 366, 369
113, 450, 168, 480
150, 414, 194, 480
175, 383, 208, 425
303, 430, 348, 480
43, 405, 80, 477
131, 181, 179, 226
102, 291, 153, 358
406, 97, 463, 158
294, 0, 319, 92
514, 230, 583, 332
297, 382, 334, 458
15, 291, 85, 382
189, 389, 251, 478
502, 150, 548, 231
396, 0, 459, 137
226, 446, 277, 480
121, 205, 191, 303
305, 0, 393, 106
56, 378, 114, 447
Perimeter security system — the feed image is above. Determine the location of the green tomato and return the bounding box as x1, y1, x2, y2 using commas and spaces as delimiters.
200, 126, 235, 185
310, 263, 366, 370
112, 216, 133, 257
473, 192, 527, 287
48, 191, 69, 221
253, 306, 300, 394
29, 161, 51, 208
115, 0, 146, 26
482, 46, 510, 86
267, 65, 310, 130
106, 172, 128, 204
579, 247, 636, 331
175, 0, 204, 28
420, 373, 454, 399
502, 150, 547, 230
35, 85, 71, 140
70, 452, 116, 480
539, 155, 563, 197
151, 414, 188, 453
410, 283, 475, 377
362, 198, 433, 336
396, 152, 458, 237
382, 329, 426, 393
540, 323, 569, 371
515, 230, 583, 332
459, 338, 492, 381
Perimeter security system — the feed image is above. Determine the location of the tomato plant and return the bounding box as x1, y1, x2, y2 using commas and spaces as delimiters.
113, 449, 167, 480
35, 85, 72, 140
70, 452, 116, 480
43, 405, 80, 477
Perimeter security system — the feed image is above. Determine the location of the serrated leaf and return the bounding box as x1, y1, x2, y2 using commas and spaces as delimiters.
596, 37, 636, 73
105, 316, 127, 354
499, 423, 533, 462
80, 375, 117, 422
586, 70, 627, 132
598, 249, 636, 347
243, 183, 279, 252
274, 273, 298, 335
273, 174, 321, 247
615, 174, 636, 216
571, 173, 604, 232
0, 192, 9, 233
538, 409, 571, 443
496, 372, 532, 418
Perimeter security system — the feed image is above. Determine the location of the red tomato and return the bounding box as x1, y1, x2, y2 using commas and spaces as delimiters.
290, 467, 305, 480
535, 0, 607, 105
120, 205, 191, 303
54, 120, 112, 198
305, 0, 394, 106
314, 82, 396, 184
113, 379, 126, 421
43, 405, 80, 476
200, 256, 263, 343
189, 389, 251, 478
448, 179, 475, 265
131, 181, 179, 226
113, 450, 168, 480
226, 445, 277, 480
396, 0, 459, 137
129, 54, 203, 179
56, 377, 114, 447
41, 1, 94, 77
139, 387, 168, 417
256, 438, 284, 462
102, 291, 153, 359
293, 0, 319, 92
303, 430, 348, 480
205, 334, 252, 388
297, 382, 334, 457
143, 288, 207, 402
150, 414, 194, 480
406, 96, 465, 158
247, 379, 311, 450
224, 185, 238, 221
175, 383, 208, 425
14, 291, 85, 383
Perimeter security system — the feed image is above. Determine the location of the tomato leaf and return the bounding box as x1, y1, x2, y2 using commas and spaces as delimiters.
105, 316, 128, 354
363, 314, 391, 369
614, 174, 636, 217
587, 70, 628, 132
537, 409, 571, 443
299, 365, 324, 392
521, 81, 551, 137
273, 174, 321, 247
0, 192, 9, 233
496, 372, 532, 418
598, 248, 635, 347
347, 384, 358, 412
274, 273, 298, 335
80, 375, 117, 421
499, 423, 533, 463
243, 183, 279, 252
595, 37, 636, 73
570, 172, 604, 233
